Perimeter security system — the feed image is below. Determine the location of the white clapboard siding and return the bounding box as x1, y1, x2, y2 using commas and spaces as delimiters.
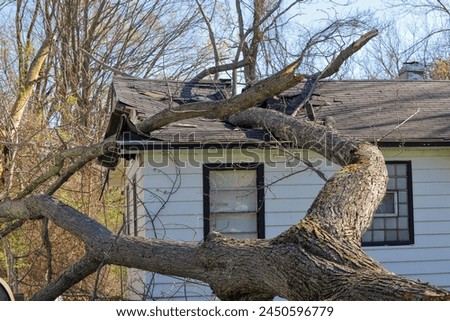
263, 158, 336, 238
135, 151, 211, 299
363, 246, 450, 262
124, 157, 148, 238
127, 147, 450, 299
127, 271, 213, 301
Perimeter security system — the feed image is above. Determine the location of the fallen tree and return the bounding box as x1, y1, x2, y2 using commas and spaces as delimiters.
1, 29, 449, 301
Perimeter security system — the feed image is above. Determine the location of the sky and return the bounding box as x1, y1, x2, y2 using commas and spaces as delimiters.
301, 0, 386, 21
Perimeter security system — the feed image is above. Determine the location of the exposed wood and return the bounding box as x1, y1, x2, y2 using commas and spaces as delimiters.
189, 59, 248, 82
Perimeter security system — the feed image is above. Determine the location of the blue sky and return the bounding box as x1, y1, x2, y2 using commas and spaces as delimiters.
301, 0, 385, 21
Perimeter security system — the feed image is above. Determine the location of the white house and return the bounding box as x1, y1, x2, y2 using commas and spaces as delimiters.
101, 73, 450, 300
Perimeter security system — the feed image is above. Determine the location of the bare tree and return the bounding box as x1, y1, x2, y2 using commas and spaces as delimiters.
0, 0, 201, 300
349, 0, 450, 79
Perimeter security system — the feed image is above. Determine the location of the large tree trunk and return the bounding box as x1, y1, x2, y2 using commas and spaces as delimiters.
2, 109, 449, 301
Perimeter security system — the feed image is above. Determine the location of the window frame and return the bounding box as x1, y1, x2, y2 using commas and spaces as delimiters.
203, 163, 265, 240
362, 161, 415, 247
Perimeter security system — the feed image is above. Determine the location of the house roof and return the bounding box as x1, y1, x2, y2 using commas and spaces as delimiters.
303, 80, 450, 144
107, 76, 450, 147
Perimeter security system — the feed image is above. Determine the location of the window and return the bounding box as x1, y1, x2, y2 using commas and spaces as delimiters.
125, 175, 138, 236
362, 161, 414, 246
203, 163, 265, 239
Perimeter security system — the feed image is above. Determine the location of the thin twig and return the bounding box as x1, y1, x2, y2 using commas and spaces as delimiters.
376, 108, 421, 143
79, 47, 132, 77
437, 0, 450, 16
0, 141, 34, 147
0, 220, 26, 238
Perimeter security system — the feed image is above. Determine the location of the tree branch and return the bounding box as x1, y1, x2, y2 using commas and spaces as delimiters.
16, 138, 116, 199
137, 29, 379, 136
229, 107, 386, 242
79, 47, 132, 77
310, 29, 379, 80
195, 0, 220, 80
291, 29, 379, 117
189, 59, 248, 82
2, 189, 448, 301
136, 58, 304, 134
0, 219, 26, 238
29, 254, 101, 301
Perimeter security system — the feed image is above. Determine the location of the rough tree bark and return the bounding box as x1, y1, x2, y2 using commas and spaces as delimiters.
1, 29, 449, 300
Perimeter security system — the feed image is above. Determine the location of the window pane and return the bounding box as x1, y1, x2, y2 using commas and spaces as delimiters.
226, 232, 258, 239
398, 204, 408, 216
386, 164, 395, 176
398, 217, 409, 229
398, 191, 408, 203
396, 164, 407, 176
210, 190, 257, 213
362, 231, 372, 243
210, 170, 256, 189
387, 179, 396, 190
386, 230, 398, 241
385, 217, 397, 229
398, 230, 410, 241
377, 192, 396, 215
372, 217, 384, 229
373, 230, 385, 242
396, 177, 407, 189
211, 212, 257, 235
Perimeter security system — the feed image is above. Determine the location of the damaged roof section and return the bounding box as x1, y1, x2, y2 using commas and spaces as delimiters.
105, 76, 269, 144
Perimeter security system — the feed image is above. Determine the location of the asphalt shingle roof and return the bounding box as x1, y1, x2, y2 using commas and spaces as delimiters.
304, 80, 450, 143
110, 76, 450, 144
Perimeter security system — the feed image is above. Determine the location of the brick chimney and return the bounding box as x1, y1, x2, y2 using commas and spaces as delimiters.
399, 61, 425, 80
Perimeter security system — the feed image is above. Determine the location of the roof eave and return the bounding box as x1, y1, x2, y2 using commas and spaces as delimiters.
376, 140, 450, 147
